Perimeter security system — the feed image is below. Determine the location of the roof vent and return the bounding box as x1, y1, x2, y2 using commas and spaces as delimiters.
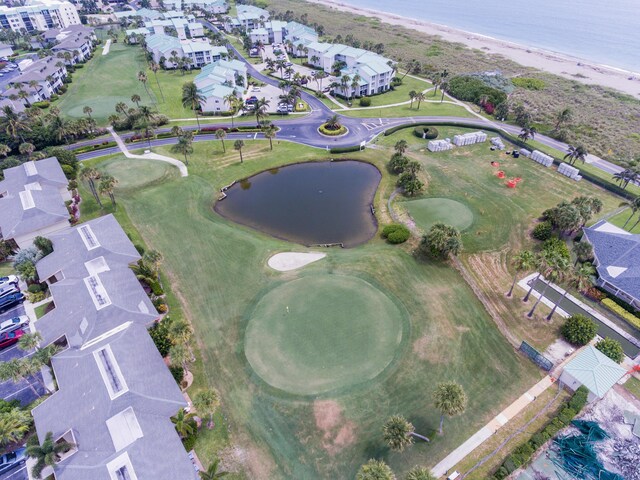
19, 190, 35, 210
23, 162, 38, 176
78, 224, 100, 250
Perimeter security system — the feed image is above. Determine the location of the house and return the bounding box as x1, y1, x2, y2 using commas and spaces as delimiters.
0, 43, 14, 59
230, 4, 268, 30
582, 220, 640, 309
282, 21, 318, 51
145, 33, 226, 68
248, 20, 287, 45
182, 0, 228, 14
194, 58, 246, 112
306, 42, 394, 97
0, 158, 70, 248
0, 0, 81, 33
559, 345, 627, 401
31, 323, 199, 480
113, 7, 162, 21
1, 56, 68, 106
47, 25, 97, 64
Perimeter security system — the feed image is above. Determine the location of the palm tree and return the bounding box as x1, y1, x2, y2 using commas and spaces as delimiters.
182, 82, 204, 129
80, 166, 102, 207
194, 388, 221, 429
199, 458, 228, 479
215, 128, 226, 153
136, 105, 155, 146
1, 105, 31, 142
545, 267, 574, 321
394, 140, 408, 155
527, 253, 569, 318
554, 107, 573, 130
433, 382, 467, 435
0, 359, 40, 398
143, 249, 163, 281
26, 431, 75, 479
572, 241, 593, 266
171, 409, 196, 438
28, 80, 40, 100
405, 467, 436, 480
440, 81, 449, 103
18, 331, 42, 352
131, 94, 141, 107
149, 61, 165, 102
415, 92, 425, 110
263, 124, 277, 150
234, 139, 245, 163
350, 74, 362, 101
356, 459, 395, 480
325, 114, 341, 130
507, 250, 536, 297
98, 174, 118, 207
254, 97, 270, 125
0, 407, 32, 446
19, 142, 35, 159
612, 169, 639, 190
408, 90, 417, 108
574, 262, 595, 292
0, 144, 10, 158
383, 415, 429, 452
518, 126, 537, 143
171, 131, 194, 166
564, 144, 588, 165
138, 70, 152, 101
223, 93, 241, 127
621, 197, 640, 228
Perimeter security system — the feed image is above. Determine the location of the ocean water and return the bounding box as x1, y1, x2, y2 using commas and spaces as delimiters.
336, 0, 640, 72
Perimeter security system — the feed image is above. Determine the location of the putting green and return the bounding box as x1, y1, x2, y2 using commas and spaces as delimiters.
244, 275, 405, 395
405, 197, 474, 232
99, 157, 178, 190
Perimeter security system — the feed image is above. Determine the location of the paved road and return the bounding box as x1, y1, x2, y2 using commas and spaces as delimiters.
0, 464, 27, 480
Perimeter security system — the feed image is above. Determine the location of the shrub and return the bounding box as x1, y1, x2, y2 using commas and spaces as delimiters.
558, 407, 577, 426
148, 280, 164, 296
388, 153, 409, 173
134, 243, 145, 255
318, 123, 346, 136
169, 364, 184, 384
149, 319, 172, 357
584, 286, 606, 302
27, 284, 43, 293
330, 145, 361, 154
512, 77, 546, 90
381, 224, 410, 244
595, 337, 624, 363
532, 221, 553, 240
32, 101, 50, 109
569, 386, 589, 411
413, 126, 439, 139
359, 97, 371, 107
561, 314, 598, 345
49, 94, 59, 102
27, 291, 46, 303
542, 237, 570, 261
601, 298, 640, 330
182, 432, 197, 452
156, 303, 168, 314
447, 75, 507, 107
57, 85, 67, 94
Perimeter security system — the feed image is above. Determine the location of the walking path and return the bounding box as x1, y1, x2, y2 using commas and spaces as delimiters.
102, 39, 111, 56
107, 127, 188, 177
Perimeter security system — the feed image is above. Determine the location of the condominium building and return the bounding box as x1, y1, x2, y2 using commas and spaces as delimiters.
248, 20, 287, 46
145, 33, 227, 68
225, 4, 268, 31
194, 58, 246, 112
45, 24, 96, 64
0, 0, 80, 33
0, 55, 68, 105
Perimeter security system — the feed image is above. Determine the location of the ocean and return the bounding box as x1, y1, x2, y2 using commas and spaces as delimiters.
336, 0, 640, 72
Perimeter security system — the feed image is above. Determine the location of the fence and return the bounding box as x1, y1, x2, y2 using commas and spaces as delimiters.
519, 341, 554, 371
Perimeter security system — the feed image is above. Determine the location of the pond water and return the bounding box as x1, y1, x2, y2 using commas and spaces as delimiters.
214, 161, 381, 247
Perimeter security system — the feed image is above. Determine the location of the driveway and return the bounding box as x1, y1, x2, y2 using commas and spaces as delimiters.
0, 463, 28, 480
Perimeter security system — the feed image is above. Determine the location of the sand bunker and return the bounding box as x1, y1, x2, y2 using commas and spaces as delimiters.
267, 252, 326, 272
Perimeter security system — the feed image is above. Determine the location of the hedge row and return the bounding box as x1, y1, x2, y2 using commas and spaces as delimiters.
491, 386, 589, 480
72, 141, 117, 154
319, 124, 347, 136
601, 298, 640, 330
413, 126, 439, 139
383, 120, 634, 199
330, 145, 363, 154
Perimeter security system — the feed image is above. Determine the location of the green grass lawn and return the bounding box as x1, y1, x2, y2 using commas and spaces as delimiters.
0, 262, 13, 276
356, 74, 432, 106
34, 301, 52, 319
84, 141, 539, 479
608, 209, 640, 233
340, 101, 472, 118
406, 197, 475, 232
624, 376, 640, 400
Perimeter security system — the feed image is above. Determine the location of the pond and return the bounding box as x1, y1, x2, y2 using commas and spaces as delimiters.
214, 161, 381, 247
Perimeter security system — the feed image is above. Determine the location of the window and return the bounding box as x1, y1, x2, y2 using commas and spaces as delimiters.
107, 453, 138, 480
93, 345, 128, 399
78, 224, 100, 250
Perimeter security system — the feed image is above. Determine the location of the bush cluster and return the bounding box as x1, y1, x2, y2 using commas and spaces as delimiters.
512, 77, 546, 90
319, 124, 347, 136
542, 237, 570, 261
359, 97, 371, 107
532, 221, 553, 241
381, 224, 410, 244
447, 75, 507, 108
491, 387, 588, 480
149, 318, 172, 357
601, 298, 640, 330
561, 314, 598, 346
413, 126, 439, 139
330, 145, 361, 154
595, 337, 624, 363
32, 101, 50, 109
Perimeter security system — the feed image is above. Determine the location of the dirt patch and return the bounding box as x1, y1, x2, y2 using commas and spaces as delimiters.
413, 335, 449, 363
313, 400, 357, 455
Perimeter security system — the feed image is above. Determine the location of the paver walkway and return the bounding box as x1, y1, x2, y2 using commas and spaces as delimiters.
107, 127, 188, 177
102, 39, 111, 56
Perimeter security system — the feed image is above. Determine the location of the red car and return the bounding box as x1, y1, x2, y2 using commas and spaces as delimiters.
0, 329, 24, 350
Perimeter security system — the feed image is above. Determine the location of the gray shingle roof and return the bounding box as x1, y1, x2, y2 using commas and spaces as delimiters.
37, 214, 141, 281
32, 324, 198, 480
8, 56, 65, 85
0, 187, 68, 239
583, 220, 640, 302
2, 157, 68, 190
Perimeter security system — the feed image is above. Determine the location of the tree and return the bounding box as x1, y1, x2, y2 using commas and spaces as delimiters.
394, 140, 408, 155
404, 467, 436, 480
383, 415, 429, 452
408, 90, 417, 108
545, 267, 574, 321
564, 144, 588, 165
561, 314, 597, 346
573, 241, 593, 266
595, 338, 624, 363
171, 131, 194, 165
80, 166, 102, 207
0, 144, 10, 158
389, 153, 409, 174
415, 92, 425, 110
612, 168, 639, 190
0, 407, 32, 446
169, 342, 193, 377
18, 331, 43, 352
199, 457, 228, 479
215, 128, 226, 153
325, 114, 341, 130
171, 409, 196, 438
254, 97, 270, 125
0, 359, 40, 398
135, 105, 155, 146
131, 94, 141, 107
419, 224, 462, 259
1, 105, 31, 142
620, 197, 640, 229
555, 107, 573, 130
518, 126, 537, 143
263, 124, 277, 150
138, 70, 152, 101
182, 82, 204, 129
232, 139, 245, 163
527, 252, 570, 318
356, 459, 395, 480
433, 381, 467, 435
19, 142, 35, 158
26, 431, 75, 479
194, 388, 221, 429
574, 262, 595, 292
224, 93, 241, 127
507, 250, 536, 297
149, 61, 165, 102
98, 174, 118, 206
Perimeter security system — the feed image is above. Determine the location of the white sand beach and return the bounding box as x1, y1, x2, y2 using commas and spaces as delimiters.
307, 0, 640, 97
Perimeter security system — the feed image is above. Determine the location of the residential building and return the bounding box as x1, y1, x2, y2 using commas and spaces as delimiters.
0, 43, 14, 58
113, 7, 162, 21
31, 323, 199, 480
306, 41, 394, 97
182, 0, 228, 13
227, 4, 268, 30
559, 345, 627, 401
143, 14, 203, 40
248, 20, 287, 45
282, 21, 318, 51
0, 0, 80, 33
0, 55, 67, 106
145, 33, 226, 68
583, 220, 640, 309
0, 157, 70, 248
46, 24, 96, 64
194, 58, 246, 112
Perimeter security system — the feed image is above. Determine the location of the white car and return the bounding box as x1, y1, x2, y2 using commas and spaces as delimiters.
0, 315, 29, 336
251, 87, 260, 92
0, 276, 18, 287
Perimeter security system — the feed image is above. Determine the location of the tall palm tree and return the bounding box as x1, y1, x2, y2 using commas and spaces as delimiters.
254, 97, 270, 125
383, 415, 429, 452
82, 106, 94, 130
194, 388, 221, 429
199, 458, 228, 479
554, 107, 573, 130
18, 331, 42, 352
572, 241, 593, 266
263, 124, 277, 150
131, 94, 141, 107
564, 144, 588, 165
138, 70, 152, 101
507, 250, 536, 297
518, 126, 537, 143
182, 82, 204, 129
620, 197, 640, 228
171, 132, 194, 166
223, 93, 240, 127
98, 174, 118, 206
350, 73, 361, 102
440, 81, 449, 103
527, 253, 569, 318
574, 262, 595, 292
28, 80, 40, 100
1, 105, 31, 142
149, 61, 165, 102
415, 92, 425, 110
171, 409, 196, 438
545, 266, 574, 321
215, 128, 226, 152
408, 90, 417, 108
26, 431, 76, 479
405, 467, 436, 480
612, 169, 638, 190
136, 105, 155, 146
234, 140, 245, 163
0, 407, 32, 446
80, 166, 102, 207
0, 359, 39, 397
433, 381, 467, 435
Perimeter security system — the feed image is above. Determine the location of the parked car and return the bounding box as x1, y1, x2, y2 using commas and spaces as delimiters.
284, 62, 293, 67
0, 283, 19, 298
251, 86, 260, 92
0, 275, 18, 287
0, 316, 29, 336
0, 329, 24, 350
0, 447, 26, 474
0, 292, 25, 311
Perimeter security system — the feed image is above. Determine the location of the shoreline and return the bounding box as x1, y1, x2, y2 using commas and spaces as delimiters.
306, 0, 640, 98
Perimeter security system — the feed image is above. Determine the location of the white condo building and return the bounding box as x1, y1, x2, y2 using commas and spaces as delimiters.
0, 0, 80, 33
